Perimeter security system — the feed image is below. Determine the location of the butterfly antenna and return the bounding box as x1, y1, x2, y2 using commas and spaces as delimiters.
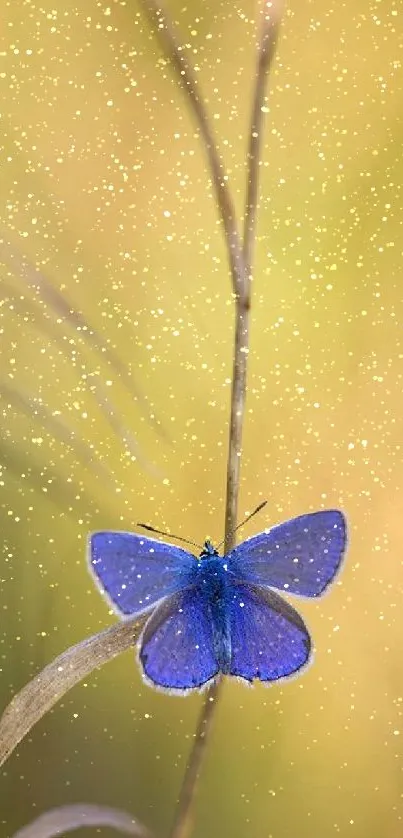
137, 522, 203, 550
216, 500, 267, 550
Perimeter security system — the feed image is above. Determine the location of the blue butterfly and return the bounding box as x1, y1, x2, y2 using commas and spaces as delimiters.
89, 509, 347, 692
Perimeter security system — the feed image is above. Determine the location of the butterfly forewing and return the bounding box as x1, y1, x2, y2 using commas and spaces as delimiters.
139, 586, 220, 690
227, 582, 311, 682
89, 532, 197, 616
226, 510, 346, 597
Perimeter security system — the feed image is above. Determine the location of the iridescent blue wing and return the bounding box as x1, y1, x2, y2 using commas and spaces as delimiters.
139, 586, 220, 691
227, 581, 311, 682
89, 532, 197, 616
226, 510, 346, 597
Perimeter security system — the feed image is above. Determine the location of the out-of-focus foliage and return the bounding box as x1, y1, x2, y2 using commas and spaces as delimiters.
0, 1, 402, 837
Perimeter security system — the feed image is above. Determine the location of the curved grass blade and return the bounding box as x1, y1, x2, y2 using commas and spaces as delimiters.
138, 0, 246, 303
243, 1, 283, 282
0, 616, 147, 767
11, 804, 153, 838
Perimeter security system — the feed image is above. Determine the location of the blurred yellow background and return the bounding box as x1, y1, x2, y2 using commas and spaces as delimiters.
1, 1, 402, 836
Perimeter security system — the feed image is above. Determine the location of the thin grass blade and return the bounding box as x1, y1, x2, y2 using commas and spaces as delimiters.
243, 0, 283, 281
0, 616, 147, 767
138, 0, 246, 302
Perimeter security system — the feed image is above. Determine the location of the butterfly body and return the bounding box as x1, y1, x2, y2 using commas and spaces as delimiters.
89, 509, 347, 693
193, 552, 234, 676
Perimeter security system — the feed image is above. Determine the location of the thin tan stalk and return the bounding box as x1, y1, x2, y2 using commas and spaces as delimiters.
168, 680, 221, 838
158, 3, 283, 835
138, 0, 246, 302
0, 616, 147, 767
243, 1, 283, 282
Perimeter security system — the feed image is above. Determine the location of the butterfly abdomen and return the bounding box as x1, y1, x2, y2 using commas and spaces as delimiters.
197, 557, 232, 675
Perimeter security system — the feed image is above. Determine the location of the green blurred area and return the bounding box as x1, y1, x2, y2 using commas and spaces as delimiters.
1, 0, 402, 836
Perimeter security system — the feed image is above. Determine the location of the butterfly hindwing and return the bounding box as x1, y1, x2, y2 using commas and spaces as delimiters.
89, 532, 197, 616
227, 581, 311, 682
226, 510, 346, 597
139, 585, 220, 691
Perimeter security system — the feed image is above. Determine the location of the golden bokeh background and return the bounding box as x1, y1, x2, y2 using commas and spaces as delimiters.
1, 0, 402, 836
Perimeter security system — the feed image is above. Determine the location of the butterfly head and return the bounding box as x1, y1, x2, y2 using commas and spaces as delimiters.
199, 540, 219, 560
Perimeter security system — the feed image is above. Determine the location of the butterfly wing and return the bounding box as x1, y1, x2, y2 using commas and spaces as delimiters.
226, 510, 346, 597
89, 532, 197, 616
139, 586, 220, 691
227, 581, 311, 682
